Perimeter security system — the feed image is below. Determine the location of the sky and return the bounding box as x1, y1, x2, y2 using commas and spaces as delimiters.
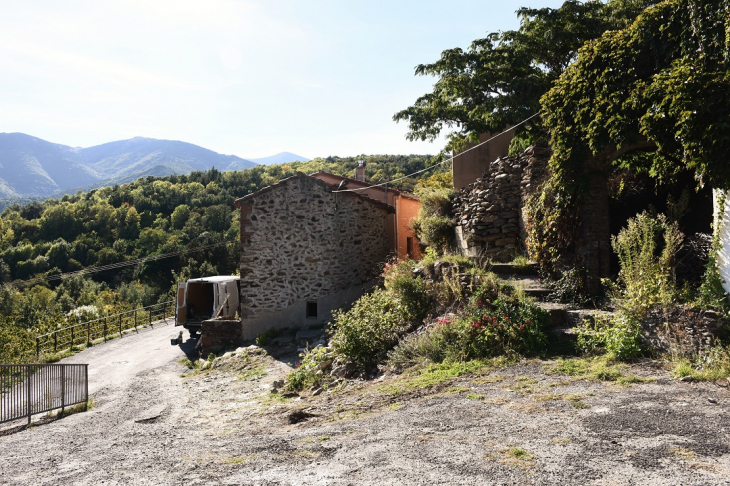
0, 0, 564, 159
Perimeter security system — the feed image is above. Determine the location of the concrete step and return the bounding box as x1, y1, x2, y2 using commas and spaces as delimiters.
537, 302, 569, 328
565, 309, 614, 327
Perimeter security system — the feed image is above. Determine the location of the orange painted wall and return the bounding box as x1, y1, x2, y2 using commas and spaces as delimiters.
395, 195, 422, 260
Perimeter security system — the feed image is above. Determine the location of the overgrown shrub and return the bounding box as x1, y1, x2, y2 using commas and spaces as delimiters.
328, 289, 420, 370
382, 259, 430, 319
546, 267, 591, 307
387, 293, 548, 370
576, 313, 644, 360
611, 211, 683, 316
412, 189, 454, 253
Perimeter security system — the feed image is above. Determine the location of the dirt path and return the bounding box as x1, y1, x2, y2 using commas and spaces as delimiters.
1, 337, 729, 485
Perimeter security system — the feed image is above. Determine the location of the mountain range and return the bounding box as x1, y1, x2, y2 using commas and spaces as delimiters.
0, 133, 309, 199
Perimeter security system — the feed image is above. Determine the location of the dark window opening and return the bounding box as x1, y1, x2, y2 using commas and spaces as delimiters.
406, 237, 414, 257
306, 301, 318, 319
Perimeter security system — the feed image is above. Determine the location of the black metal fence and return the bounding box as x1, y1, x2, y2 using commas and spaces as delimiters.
35, 301, 174, 357
0, 364, 88, 425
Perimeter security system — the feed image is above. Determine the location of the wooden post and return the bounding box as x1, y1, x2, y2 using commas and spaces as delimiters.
87, 321, 91, 346
133, 309, 137, 332
103, 317, 107, 341
36, 337, 40, 358
119, 314, 122, 338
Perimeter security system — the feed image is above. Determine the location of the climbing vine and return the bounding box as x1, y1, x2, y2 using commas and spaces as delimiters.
523, 177, 580, 272
530, 0, 730, 273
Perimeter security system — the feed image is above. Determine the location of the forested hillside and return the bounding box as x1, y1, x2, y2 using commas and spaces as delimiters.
0, 153, 438, 362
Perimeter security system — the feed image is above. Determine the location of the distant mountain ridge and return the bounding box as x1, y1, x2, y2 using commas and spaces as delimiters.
0, 133, 264, 199
247, 152, 310, 165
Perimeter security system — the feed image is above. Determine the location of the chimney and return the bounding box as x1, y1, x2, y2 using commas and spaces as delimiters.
354, 160, 365, 182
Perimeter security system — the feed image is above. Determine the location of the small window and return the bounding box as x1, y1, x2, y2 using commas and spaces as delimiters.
306, 301, 318, 319
406, 237, 414, 257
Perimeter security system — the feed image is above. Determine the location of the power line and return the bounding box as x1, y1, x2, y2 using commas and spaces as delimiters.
13, 240, 232, 288
333, 111, 542, 193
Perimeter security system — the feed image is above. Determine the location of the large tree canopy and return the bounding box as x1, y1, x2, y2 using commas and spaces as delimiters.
542, 0, 730, 188
394, 0, 655, 148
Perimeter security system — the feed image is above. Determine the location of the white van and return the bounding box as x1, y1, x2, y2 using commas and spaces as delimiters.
175, 276, 240, 337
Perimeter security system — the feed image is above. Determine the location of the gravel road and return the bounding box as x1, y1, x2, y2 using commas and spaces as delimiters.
1, 329, 728, 485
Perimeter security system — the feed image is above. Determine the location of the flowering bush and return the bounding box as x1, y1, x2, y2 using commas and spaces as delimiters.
67, 305, 100, 322
387, 296, 548, 370
429, 298, 548, 360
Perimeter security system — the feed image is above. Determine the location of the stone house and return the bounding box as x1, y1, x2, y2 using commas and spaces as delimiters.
233, 173, 392, 340
310, 166, 422, 260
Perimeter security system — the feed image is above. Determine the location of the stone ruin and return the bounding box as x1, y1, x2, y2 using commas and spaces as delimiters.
452, 144, 550, 262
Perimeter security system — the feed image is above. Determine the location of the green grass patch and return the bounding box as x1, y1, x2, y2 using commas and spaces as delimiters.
379, 359, 497, 397
238, 366, 267, 381
547, 356, 652, 384
221, 454, 257, 465
671, 346, 730, 381
506, 446, 535, 460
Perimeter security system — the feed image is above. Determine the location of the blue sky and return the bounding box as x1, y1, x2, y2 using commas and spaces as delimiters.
0, 0, 563, 159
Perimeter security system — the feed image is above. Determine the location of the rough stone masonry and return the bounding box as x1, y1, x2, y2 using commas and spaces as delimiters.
235, 173, 390, 329
452, 144, 550, 262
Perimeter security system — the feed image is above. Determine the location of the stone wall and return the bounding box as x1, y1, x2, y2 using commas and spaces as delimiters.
641, 306, 728, 356
235, 174, 390, 336
452, 145, 550, 261
197, 317, 243, 356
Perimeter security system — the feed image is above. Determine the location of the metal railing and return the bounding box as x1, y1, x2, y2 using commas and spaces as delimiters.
35, 300, 174, 357
0, 364, 88, 424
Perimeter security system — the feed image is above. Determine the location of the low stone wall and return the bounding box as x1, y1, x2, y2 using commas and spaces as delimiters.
198, 318, 243, 356
452, 145, 550, 262
641, 306, 727, 356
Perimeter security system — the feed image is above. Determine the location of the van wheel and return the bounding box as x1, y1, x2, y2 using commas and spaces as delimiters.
189, 330, 199, 338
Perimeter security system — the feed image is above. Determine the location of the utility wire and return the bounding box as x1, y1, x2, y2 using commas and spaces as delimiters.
333, 111, 542, 193
11, 111, 541, 288
13, 240, 232, 288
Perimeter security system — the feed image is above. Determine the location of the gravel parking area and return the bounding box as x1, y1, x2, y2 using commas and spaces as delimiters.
1, 334, 728, 485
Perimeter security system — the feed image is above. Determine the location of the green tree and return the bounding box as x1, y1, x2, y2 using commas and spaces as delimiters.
394, 0, 655, 148
542, 0, 730, 189
170, 204, 191, 229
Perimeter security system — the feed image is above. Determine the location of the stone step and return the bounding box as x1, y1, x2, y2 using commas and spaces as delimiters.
565, 309, 614, 327
295, 329, 326, 345
537, 302, 568, 328
490, 262, 539, 274
499, 275, 550, 301
536, 303, 616, 329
